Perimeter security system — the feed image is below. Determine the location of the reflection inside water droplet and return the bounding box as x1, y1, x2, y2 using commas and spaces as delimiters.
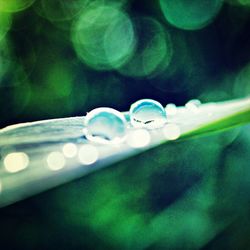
130, 99, 167, 129
85, 107, 127, 144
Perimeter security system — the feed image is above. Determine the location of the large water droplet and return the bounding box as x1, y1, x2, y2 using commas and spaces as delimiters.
129, 99, 167, 129
85, 107, 127, 144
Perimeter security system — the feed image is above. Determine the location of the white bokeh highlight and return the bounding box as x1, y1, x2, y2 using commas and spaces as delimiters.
62, 143, 78, 158
4, 152, 29, 173
163, 124, 181, 140
78, 145, 99, 165
47, 151, 66, 171
127, 129, 151, 148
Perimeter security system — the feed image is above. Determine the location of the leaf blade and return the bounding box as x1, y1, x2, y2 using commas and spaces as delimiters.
0, 97, 250, 207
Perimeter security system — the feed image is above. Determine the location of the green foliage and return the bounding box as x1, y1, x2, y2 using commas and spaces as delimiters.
1, 0, 250, 248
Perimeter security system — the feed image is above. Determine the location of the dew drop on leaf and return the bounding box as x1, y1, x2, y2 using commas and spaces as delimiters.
85, 107, 127, 144
129, 99, 167, 129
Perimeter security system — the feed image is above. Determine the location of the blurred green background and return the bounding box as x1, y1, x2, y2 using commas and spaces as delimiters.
0, 0, 250, 128
1, 0, 250, 249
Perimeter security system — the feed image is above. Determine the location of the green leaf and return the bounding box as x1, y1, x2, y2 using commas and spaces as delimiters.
181, 97, 250, 138
0, 97, 250, 208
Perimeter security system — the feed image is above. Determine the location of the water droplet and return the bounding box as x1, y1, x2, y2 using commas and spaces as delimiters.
165, 103, 177, 115
130, 99, 167, 129
85, 108, 127, 144
78, 145, 99, 165
185, 99, 201, 113
47, 152, 65, 171
4, 152, 29, 173
127, 129, 151, 148
163, 123, 181, 140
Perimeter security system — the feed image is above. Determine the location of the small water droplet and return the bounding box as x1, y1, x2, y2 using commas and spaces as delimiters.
85, 107, 127, 144
165, 103, 177, 115
163, 123, 181, 140
185, 99, 201, 113
129, 99, 167, 129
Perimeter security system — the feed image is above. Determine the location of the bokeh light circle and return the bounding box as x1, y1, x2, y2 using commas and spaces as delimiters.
0, 0, 36, 13
234, 63, 250, 97
4, 152, 29, 173
0, 13, 12, 42
118, 17, 173, 78
34, 0, 90, 23
159, 0, 223, 30
126, 129, 151, 148
72, 4, 135, 70
47, 151, 66, 171
78, 145, 99, 165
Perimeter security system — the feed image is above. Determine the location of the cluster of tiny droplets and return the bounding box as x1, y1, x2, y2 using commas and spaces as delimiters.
84, 98, 201, 145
